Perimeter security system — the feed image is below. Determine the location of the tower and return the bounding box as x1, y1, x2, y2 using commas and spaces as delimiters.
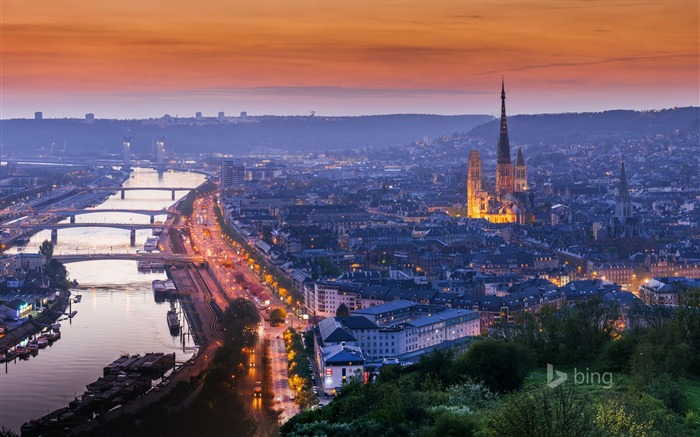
495, 78, 514, 196
467, 150, 482, 218
221, 158, 245, 198
615, 160, 632, 220
156, 137, 165, 166
514, 147, 527, 192
122, 137, 131, 171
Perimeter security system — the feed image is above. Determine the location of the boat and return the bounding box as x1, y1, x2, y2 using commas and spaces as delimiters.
15, 236, 30, 245
163, 280, 177, 295
74, 294, 82, 303
37, 337, 49, 348
143, 236, 159, 252
152, 280, 166, 295
52, 323, 61, 331
69, 310, 78, 318
167, 310, 180, 335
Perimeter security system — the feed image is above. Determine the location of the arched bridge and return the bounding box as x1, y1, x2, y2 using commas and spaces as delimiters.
54, 253, 204, 264
20, 208, 170, 223
80, 186, 194, 200
8, 222, 163, 246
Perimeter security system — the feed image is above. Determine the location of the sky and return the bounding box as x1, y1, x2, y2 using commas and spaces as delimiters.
1, 0, 698, 119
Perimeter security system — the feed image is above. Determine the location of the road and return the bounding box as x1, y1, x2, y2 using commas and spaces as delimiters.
188, 194, 303, 435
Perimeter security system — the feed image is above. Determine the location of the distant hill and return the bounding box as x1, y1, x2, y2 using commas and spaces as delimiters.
0, 114, 492, 156
468, 107, 700, 145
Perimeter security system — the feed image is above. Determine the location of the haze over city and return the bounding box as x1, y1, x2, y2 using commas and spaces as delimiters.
2, 0, 698, 119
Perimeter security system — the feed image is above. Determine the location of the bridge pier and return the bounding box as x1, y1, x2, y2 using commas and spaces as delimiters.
171, 190, 175, 200
51, 229, 58, 244
121, 190, 125, 200
130, 229, 136, 247
150, 215, 155, 224
70, 216, 76, 224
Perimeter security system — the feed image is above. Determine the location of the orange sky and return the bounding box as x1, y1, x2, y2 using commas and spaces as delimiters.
2, 0, 698, 118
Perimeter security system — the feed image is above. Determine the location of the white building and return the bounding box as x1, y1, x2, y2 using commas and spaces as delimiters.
314, 300, 480, 365
305, 281, 362, 318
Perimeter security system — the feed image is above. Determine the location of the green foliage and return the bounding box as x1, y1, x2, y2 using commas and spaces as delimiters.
38, 239, 53, 262
645, 373, 688, 414
335, 303, 350, 318
603, 336, 638, 373
270, 307, 287, 323
421, 409, 478, 437
44, 258, 70, 290
484, 384, 594, 437
311, 256, 342, 279
453, 339, 534, 393
447, 378, 499, 410
593, 391, 686, 437
284, 328, 316, 409
492, 298, 619, 365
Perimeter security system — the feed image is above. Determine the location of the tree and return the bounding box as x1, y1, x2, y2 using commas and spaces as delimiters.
484, 385, 594, 437
593, 391, 685, 437
39, 239, 53, 262
452, 339, 534, 393
270, 308, 287, 323
336, 303, 350, 318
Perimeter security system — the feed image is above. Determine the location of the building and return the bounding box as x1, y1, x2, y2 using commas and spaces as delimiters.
639, 277, 700, 306
0, 299, 32, 320
34, 111, 43, 120
606, 161, 642, 239
221, 159, 245, 198
351, 301, 480, 358
313, 300, 479, 384
313, 317, 365, 394
466, 80, 530, 224
155, 137, 166, 167
85, 113, 95, 123
305, 281, 363, 318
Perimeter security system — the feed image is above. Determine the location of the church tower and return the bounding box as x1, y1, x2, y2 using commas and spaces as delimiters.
496, 79, 514, 196
467, 150, 482, 218
514, 147, 527, 192
615, 160, 632, 220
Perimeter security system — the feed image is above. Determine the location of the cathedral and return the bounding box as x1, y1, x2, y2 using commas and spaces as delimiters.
606, 160, 642, 238
466, 80, 531, 224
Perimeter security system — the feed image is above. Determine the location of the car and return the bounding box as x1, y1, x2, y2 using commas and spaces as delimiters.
289, 392, 296, 401
318, 402, 323, 408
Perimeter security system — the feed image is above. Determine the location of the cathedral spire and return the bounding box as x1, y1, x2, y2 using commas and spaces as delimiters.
497, 77, 511, 165
619, 160, 629, 200
516, 147, 525, 166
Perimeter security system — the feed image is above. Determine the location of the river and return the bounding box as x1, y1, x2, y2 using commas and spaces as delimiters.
0, 168, 205, 432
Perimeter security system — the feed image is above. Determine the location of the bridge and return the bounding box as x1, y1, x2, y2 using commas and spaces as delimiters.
80, 186, 194, 200
54, 253, 204, 264
19, 208, 170, 223
8, 222, 163, 246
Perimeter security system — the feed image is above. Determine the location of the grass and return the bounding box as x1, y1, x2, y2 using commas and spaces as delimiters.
683, 375, 700, 412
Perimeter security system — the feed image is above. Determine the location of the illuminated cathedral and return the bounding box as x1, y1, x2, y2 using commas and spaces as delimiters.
466, 80, 531, 224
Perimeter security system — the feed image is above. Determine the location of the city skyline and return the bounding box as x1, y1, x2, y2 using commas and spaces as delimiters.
2, 0, 699, 119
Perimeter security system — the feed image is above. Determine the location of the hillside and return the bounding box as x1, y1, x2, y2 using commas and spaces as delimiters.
0, 114, 492, 156
468, 107, 700, 145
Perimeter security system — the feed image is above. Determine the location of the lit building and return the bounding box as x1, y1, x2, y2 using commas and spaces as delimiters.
466, 80, 530, 224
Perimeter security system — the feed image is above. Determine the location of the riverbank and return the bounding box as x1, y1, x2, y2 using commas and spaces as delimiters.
0, 288, 70, 352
